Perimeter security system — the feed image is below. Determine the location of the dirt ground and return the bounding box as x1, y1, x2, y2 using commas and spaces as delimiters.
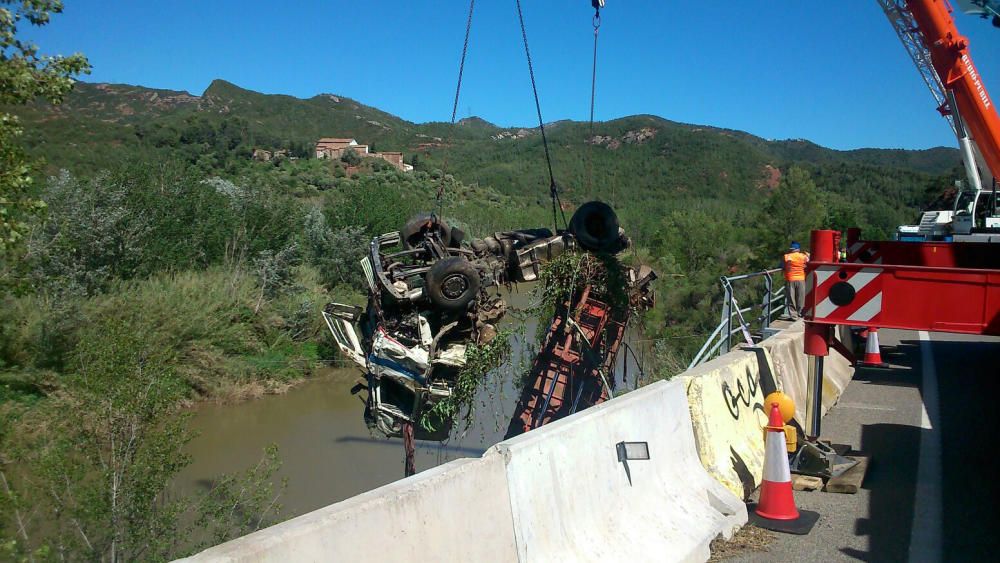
708, 525, 775, 561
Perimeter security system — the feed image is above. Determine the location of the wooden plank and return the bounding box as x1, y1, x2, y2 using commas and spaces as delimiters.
825, 455, 869, 494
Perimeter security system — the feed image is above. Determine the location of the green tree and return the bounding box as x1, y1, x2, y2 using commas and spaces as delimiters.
0, 320, 285, 560
303, 206, 366, 291
652, 208, 734, 273
0, 0, 90, 253
340, 147, 361, 167
756, 166, 825, 257
326, 174, 411, 237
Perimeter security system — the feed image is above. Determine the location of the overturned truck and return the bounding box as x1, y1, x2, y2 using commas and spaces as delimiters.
324, 201, 654, 441
505, 258, 655, 439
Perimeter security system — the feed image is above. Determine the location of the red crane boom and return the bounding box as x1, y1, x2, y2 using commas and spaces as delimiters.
908, 0, 1000, 182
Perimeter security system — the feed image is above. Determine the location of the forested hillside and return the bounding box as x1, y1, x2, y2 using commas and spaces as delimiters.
5, 77, 961, 360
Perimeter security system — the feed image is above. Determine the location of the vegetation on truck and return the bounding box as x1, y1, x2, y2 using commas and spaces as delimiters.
419, 327, 514, 433
533, 251, 633, 324
503, 214, 656, 439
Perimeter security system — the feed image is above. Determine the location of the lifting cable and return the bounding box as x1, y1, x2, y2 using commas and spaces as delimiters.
435, 0, 476, 218
414, 1, 475, 477
515, 0, 568, 231
586, 1, 602, 196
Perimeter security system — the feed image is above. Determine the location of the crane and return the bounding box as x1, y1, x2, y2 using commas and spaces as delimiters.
800, 0, 1000, 472
880, 0, 1000, 239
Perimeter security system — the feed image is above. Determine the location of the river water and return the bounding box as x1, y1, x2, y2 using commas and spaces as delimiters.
175, 289, 542, 518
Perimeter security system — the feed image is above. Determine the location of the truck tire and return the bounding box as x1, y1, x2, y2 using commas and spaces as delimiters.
569, 201, 621, 252
401, 214, 452, 249
425, 257, 480, 312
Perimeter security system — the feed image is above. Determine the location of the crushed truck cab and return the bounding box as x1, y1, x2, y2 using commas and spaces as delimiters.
323, 201, 637, 440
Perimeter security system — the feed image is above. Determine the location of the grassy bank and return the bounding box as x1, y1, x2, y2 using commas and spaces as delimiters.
1, 265, 344, 406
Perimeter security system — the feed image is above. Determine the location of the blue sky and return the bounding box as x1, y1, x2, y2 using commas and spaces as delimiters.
24, 0, 1000, 150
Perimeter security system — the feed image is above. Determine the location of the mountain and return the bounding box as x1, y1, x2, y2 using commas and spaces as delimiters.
6, 78, 958, 239
12, 79, 958, 173
754, 138, 961, 175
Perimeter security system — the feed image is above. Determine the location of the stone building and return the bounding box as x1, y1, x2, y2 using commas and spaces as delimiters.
315, 138, 358, 159
315, 137, 412, 172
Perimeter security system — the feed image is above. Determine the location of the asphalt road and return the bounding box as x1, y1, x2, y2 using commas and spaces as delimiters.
736, 329, 1000, 562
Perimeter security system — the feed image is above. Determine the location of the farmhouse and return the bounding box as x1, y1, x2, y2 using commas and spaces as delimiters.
314, 138, 358, 159
314, 137, 412, 172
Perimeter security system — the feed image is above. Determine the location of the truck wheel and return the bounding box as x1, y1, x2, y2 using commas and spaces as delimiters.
425, 257, 481, 311
569, 200, 621, 252
401, 214, 452, 249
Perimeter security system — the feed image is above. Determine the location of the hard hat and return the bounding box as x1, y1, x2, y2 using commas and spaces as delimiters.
790, 241, 801, 250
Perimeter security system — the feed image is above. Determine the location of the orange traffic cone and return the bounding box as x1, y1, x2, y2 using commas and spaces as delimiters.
749, 403, 819, 534
858, 327, 888, 368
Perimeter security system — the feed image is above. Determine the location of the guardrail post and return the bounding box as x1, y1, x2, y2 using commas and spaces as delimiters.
763, 271, 773, 329
720, 278, 732, 354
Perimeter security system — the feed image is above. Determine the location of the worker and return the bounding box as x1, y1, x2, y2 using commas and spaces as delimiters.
783, 241, 810, 319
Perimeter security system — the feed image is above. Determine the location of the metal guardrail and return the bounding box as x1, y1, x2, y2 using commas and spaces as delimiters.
688, 269, 786, 369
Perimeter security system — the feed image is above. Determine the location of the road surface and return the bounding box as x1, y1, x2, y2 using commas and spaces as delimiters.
737, 329, 1000, 561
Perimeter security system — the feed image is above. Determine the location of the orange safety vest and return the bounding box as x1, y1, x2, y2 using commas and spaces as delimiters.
783, 251, 809, 282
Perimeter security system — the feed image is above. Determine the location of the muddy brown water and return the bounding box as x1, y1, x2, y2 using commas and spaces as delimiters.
175, 289, 647, 521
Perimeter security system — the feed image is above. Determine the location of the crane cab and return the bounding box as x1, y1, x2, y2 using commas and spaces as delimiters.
953, 187, 1000, 241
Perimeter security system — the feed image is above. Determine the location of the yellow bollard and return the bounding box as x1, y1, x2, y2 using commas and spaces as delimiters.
762, 391, 797, 452
763, 391, 795, 423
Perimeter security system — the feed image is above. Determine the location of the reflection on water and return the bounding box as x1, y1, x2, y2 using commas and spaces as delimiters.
175, 287, 647, 520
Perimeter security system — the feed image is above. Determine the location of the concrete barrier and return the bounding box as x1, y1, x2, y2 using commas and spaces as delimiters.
181, 321, 852, 562
678, 349, 772, 500
183, 379, 746, 563
761, 321, 854, 426
179, 456, 518, 562
675, 323, 856, 500
495, 379, 746, 563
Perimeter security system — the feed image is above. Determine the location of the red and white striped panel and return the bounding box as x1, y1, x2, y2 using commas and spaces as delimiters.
805, 265, 884, 324
847, 241, 882, 264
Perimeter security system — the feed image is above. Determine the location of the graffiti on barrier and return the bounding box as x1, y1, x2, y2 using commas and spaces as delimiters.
721, 366, 766, 422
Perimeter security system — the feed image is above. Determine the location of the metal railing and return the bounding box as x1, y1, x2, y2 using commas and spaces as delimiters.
688, 269, 786, 369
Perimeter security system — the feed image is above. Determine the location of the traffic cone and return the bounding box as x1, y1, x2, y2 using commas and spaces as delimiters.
858, 327, 888, 368
748, 403, 819, 534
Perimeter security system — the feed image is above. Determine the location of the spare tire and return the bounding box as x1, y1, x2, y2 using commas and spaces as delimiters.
569, 201, 621, 252
425, 257, 481, 312
401, 214, 452, 249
